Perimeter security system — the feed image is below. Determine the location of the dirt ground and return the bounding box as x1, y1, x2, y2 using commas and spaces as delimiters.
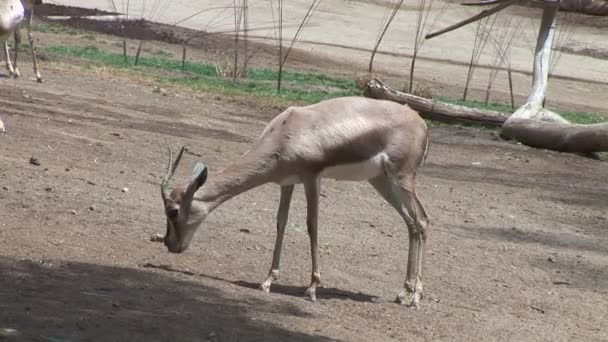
1, 7, 608, 342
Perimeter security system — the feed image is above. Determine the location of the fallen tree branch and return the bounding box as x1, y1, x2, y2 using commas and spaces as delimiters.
364, 78, 608, 155
364, 78, 509, 126
501, 118, 608, 152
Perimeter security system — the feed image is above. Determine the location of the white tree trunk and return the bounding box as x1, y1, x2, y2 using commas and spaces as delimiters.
507, 2, 569, 124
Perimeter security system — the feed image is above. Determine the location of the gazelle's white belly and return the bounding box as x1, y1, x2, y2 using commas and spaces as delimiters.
278, 152, 388, 185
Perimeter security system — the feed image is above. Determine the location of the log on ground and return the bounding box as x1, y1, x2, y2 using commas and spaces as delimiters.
364, 79, 509, 126
501, 118, 608, 153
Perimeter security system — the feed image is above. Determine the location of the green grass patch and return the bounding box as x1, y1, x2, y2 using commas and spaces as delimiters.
437, 97, 606, 125
45, 45, 360, 104
45, 44, 607, 124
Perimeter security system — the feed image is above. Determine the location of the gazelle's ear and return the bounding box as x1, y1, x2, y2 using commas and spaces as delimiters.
182, 162, 207, 202
190, 162, 208, 190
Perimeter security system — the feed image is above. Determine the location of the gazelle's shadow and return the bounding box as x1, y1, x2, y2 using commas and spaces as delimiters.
142, 263, 381, 303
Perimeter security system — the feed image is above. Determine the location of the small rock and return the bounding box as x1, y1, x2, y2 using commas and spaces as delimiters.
2, 186, 8, 190
110, 132, 121, 137
29, 157, 41, 166
150, 233, 164, 242
547, 257, 556, 263
239, 228, 251, 233
65, 167, 71, 172
86, 180, 96, 185
112, 303, 120, 308
89, 206, 95, 211
45, 187, 53, 192
121, 187, 129, 193
153, 86, 167, 95
0, 328, 19, 337
69, 210, 77, 215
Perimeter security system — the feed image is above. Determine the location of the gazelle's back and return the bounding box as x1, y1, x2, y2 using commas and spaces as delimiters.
252, 96, 428, 183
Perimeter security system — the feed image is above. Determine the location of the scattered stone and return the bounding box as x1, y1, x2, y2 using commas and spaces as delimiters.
207, 332, 218, 342
112, 303, 120, 309
110, 132, 121, 137
45, 187, 53, 192
121, 187, 129, 193
29, 157, 41, 166
0, 328, 19, 337
65, 167, 71, 172
547, 257, 556, 263
150, 233, 164, 242
529, 305, 545, 314
2, 186, 8, 190
69, 210, 77, 215
89, 206, 95, 211
153, 86, 168, 95
86, 180, 96, 185
239, 228, 251, 233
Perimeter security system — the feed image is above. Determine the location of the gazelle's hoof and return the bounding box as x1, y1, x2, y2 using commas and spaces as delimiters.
396, 290, 421, 309
259, 282, 271, 293
305, 287, 317, 302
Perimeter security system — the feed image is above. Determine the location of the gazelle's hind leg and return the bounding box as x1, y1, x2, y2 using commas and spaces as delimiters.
369, 174, 429, 308
12, 29, 21, 78
26, 8, 42, 82
4, 41, 15, 76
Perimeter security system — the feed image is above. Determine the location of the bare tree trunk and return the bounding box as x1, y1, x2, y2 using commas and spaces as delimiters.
242, 0, 249, 78
508, 63, 515, 110
506, 3, 566, 124
122, 39, 128, 63
181, 44, 187, 71
233, 0, 242, 82
134, 40, 144, 66
369, 0, 404, 74
277, 0, 284, 94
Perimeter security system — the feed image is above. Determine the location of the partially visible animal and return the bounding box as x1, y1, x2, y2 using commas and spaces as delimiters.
0, 0, 24, 77
2, 0, 42, 82
155, 96, 431, 308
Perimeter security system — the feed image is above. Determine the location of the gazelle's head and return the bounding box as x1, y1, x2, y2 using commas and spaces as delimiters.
0, 0, 24, 33
160, 147, 209, 253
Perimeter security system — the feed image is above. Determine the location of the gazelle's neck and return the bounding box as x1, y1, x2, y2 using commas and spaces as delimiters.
194, 153, 278, 214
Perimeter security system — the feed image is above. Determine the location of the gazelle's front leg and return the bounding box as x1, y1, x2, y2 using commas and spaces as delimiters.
4, 42, 15, 76
261, 185, 294, 292
26, 8, 42, 82
303, 175, 321, 302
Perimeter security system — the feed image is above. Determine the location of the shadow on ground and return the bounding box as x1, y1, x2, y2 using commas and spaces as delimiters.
0, 257, 336, 342
142, 263, 380, 304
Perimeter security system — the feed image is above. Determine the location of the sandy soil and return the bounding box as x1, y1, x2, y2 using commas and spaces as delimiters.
0, 5, 607, 342
1, 36, 607, 342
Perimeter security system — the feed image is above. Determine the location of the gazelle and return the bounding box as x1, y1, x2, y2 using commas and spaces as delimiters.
1, 0, 42, 82
156, 96, 430, 307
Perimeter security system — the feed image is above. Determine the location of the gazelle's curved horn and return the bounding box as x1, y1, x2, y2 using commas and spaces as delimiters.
160, 146, 186, 203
